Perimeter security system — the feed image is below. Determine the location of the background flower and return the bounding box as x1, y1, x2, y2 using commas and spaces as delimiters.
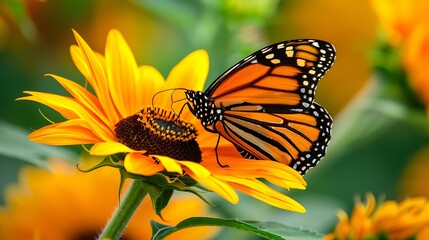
372, 0, 429, 115
0, 158, 217, 240
400, 146, 429, 198
325, 194, 429, 240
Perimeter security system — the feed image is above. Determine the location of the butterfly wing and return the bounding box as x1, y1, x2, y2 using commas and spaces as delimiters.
215, 102, 332, 175
185, 39, 335, 175
207, 39, 335, 111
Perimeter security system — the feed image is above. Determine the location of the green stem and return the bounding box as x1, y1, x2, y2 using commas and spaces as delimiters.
98, 179, 147, 240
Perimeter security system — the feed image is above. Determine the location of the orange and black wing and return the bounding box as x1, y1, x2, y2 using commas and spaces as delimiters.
206, 39, 335, 110
215, 102, 332, 175
186, 39, 335, 175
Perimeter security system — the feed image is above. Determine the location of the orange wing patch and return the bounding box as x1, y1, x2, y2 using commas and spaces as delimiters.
255, 75, 299, 91
271, 65, 302, 77
211, 64, 270, 99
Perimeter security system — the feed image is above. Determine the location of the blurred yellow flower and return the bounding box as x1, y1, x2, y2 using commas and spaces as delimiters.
18, 29, 306, 212
372, 0, 429, 46
400, 146, 429, 198
373, 0, 429, 114
325, 194, 429, 240
0, 159, 216, 240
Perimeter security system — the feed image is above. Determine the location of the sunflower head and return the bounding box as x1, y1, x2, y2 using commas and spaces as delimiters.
18, 29, 307, 213
115, 106, 201, 162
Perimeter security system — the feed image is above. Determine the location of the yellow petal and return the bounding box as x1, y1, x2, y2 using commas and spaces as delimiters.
269, 178, 306, 190
223, 177, 306, 212
165, 50, 208, 91
72, 29, 121, 125
18, 91, 79, 119
124, 153, 164, 176
155, 156, 183, 174
19, 91, 114, 141
47, 74, 113, 130
70, 44, 107, 80
187, 171, 239, 204
139, 65, 166, 108
28, 121, 102, 145
89, 142, 137, 155
201, 155, 306, 188
179, 161, 211, 178
70, 45, 91, 80
153, 50, 209, 112
105, 29, 141, 118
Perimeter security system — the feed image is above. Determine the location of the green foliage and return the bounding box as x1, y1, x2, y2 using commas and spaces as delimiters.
305, 40, 429, 205
151, 217, 323, 240
135, 0, 281, 87
0, 120, 78, 169
144, 183, 174, 218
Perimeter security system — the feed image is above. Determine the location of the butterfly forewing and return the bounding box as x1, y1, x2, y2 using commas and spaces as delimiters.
206, 39, 335, 110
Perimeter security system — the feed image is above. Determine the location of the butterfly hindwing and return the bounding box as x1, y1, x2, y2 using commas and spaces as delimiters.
291, 103, 332, 174
218, 102, 332, 175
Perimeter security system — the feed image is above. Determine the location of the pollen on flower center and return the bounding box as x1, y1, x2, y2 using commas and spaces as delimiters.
115, 106, 202, 163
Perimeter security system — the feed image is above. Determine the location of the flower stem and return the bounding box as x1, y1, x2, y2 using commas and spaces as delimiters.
98, 179, 147, 240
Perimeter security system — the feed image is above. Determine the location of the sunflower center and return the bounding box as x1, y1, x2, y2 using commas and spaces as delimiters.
114, 106, 202, 163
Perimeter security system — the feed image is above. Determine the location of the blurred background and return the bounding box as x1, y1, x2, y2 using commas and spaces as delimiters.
1, 0, 429, 239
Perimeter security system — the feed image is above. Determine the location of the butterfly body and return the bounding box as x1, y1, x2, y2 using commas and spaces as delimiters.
185, 90, 223, 133
185, 39, 335, 175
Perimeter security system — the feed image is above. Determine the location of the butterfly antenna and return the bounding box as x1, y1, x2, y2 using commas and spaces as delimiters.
215, 134, 229, 168
170, 88, 178, 108
152, 87, 188, 107
169, 89, 191, 119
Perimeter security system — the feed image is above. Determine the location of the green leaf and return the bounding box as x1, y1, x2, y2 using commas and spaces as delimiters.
247, 221, 323, 240
125, 173, 216, 208
150, 220, 170, 237
0, 120, 78, 169
4, 0, 37, 43
151, 217, 322, 240
144, 182, 173, 218
154, 189, 173, 217
87, 163, 216, 210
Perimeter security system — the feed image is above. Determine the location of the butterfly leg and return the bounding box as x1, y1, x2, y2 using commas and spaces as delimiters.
215, 133, 229, 168
174, 101, 192, 120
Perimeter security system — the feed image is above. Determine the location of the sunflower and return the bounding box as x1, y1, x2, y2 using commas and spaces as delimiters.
324, 194, 429, 240
0, 158, 216, 240
399, 146, 429, 200
371, 0, 429, 46
372, 0, 429, 115
18, 29, 306, 212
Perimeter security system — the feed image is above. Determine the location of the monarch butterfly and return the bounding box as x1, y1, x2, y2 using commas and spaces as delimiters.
185, 39, 335, 175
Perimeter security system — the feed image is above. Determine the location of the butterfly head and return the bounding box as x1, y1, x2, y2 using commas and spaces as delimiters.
185, 90, 223, 132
